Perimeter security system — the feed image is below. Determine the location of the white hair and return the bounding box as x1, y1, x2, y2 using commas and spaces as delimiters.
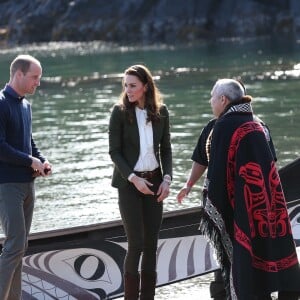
212, 79, 245, 102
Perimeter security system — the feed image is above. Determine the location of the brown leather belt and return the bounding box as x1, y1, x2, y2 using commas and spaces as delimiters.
134, 168, 161, 179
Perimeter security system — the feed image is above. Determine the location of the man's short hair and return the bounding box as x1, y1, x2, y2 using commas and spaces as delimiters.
10, 54, 41, 78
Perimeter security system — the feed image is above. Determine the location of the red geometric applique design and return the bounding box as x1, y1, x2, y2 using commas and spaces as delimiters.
252, 251, 299, 272
239, 161, 290, 239
234, 222, 298, 272
227, 122, 297, 272
227, 122, 262, 209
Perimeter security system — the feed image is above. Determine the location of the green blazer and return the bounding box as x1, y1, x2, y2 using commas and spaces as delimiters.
109, 104, 172, 189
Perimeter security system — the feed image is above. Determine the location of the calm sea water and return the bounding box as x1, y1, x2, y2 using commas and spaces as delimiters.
0, 37, 300, 298
0, 37, 300, 231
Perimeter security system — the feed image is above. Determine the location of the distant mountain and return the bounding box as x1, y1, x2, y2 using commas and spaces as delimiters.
0, 0, 299, 47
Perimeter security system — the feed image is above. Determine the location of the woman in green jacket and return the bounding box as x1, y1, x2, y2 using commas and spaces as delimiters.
109, 64, 172, 299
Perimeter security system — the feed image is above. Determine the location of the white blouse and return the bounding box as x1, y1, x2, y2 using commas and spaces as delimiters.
134, 107, 159, 172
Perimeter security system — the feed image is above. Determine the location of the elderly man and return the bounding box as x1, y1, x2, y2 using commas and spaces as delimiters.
198, 79, 300, 300
177, 79, 278, 299
0, 54, 52, 300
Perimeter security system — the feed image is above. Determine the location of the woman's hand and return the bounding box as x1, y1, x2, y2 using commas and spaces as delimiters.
131, 176, 154, 195
157, 180, 170, 202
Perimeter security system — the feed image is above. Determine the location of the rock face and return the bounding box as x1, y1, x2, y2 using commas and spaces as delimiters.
0, 0, 300, 47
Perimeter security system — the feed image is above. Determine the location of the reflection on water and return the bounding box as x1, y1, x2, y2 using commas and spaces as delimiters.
0, 37, 300, 235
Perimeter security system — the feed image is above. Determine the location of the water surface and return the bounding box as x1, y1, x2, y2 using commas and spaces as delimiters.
0, 37, 299, 234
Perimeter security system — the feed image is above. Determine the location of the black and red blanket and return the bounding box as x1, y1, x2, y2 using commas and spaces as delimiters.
199, 107, 300, 299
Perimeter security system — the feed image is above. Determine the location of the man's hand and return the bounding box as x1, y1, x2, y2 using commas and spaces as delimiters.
31, 156, 52, 177
43, 161, 52, 176
176, 186, 191, 204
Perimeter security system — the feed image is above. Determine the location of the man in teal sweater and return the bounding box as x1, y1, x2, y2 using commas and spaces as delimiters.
0, 54, 52, 300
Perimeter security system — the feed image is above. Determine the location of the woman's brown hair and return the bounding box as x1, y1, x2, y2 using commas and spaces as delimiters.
120, 64, 163, 123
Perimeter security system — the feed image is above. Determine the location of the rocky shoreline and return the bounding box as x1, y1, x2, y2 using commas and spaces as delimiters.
0, 0, 300, 48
